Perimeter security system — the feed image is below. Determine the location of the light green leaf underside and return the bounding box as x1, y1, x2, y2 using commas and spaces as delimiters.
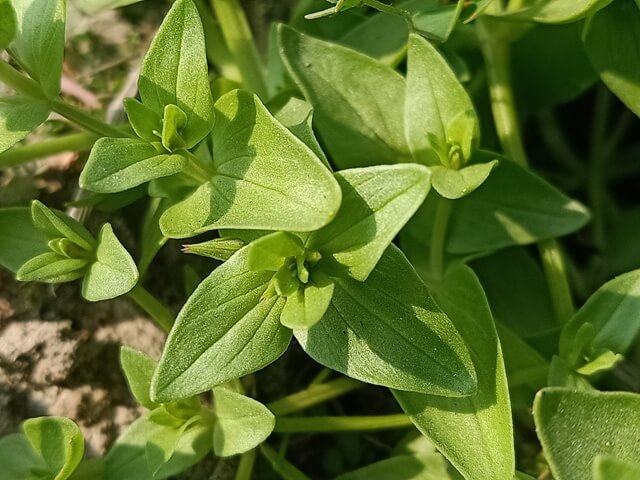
11, 0, 65, 98
22, 416, 84, 480
151, 248, 291, 402
81, 138, 187, 193
533, 388, 640, 480
308, 164, 431, 281
160, 90, 341, 238
138, 0, 214, 147
213, 387, 275, 457
295, 245, 476, 396
278, 25, 411, 169
82, 224, 139, 302
0, 97, 50, 154
394, 265, 514, 480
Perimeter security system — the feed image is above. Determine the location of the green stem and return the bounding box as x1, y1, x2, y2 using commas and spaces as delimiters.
477, 17, 575, 324
234, 449, 256, 480
267, 378, 364, 416
260, 444, 311, 480
274, 414, 413, 433
210, 0, 268, 99
127, 284, 174, 333
50, 99, 131, 139
0, 59, 46, 99
0, 132, 99, 168
430, 196, 452, 280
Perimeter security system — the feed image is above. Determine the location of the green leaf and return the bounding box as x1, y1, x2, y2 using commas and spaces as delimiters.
120, 347, 159, 410
183, 237, 244, 261
430, 160, 498, 199
512, 23, 597, 111
31, 200, 96, 251
151, 248, 291, 402
559, 269, 640, 363
0, 207, 49, 272
123, 98, 162, 144
280, 273, 335, 329
583, 0, 640, 116
501, 0, 613, 24
278, 25, 411, 169
336, 453, 453, 480
213, 387, 275, 457
295, 245, 476, 396
0, 97, 50, 154
412, 0, 464, 43
82, 223, 139, 302
593, 456, 640, 480
246, 231, 304, 272
308, 164, 431, 281
533, 388, 640, 480
22, 416, 84, 480
159, 90, 341, 238
394, 265, 514, 480
81, 138, 188, 194
11, 0, 65, 98
0, 433, 46, 479
274, 97, 329, 168
17, 252, 88, 283
138, 0, 214, 148
405, 33, 479, 167
0, 0, 16, 50
403, 155, 590, 255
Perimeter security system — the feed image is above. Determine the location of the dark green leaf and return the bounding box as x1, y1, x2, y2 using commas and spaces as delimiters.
0, 97, 50, 154
583, 0, 640, 116
138, 0, 214, 147
394, 265, 514, 480
81, 138, 188, 193
82, 223, 139, 301
278, 25, 411, 169
123, 98, 162, 143
0, 0, 16, 50
0, 433, 45, 479
412, 0, 464, 43
295, 245, 476, 396
11, 0, 65, 98
308, 164, 431, 281
213, 387, 275, 456
534, 388, 640, 480
120, 347, 159, 410
151, 248, 291, 402
22, 416, 84, 480
159, 90, 341, 238
0, 207, 49, 272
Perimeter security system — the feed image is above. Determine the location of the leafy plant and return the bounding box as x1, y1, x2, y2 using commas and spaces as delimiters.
0, 0, 639, 478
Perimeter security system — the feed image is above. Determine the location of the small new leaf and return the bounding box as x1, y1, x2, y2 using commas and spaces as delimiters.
120, 347, 160, 410
430, 160, 498, 200
280, 273, 335, 329
31, 200, 96, 252
212, 387, 275, 457
17, 252, 88, 283
247, 231, 304, 272
82, 224, 139, 302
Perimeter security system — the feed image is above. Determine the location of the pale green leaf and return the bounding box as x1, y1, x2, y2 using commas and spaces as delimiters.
82, 223, 139, 302
280, 273, 334, 329
81, 138, 188, 193
138, 0, 214, 147
23, 416, 84, 480
120, 346, 159, 410
593, 456, 640, 480
0, 207, 49, 272
499, 0, 613, 24
336, 453, 453, 480
308, 164, 431, 281
533, 388, 640, 480
123, 98, 162, 143
246, 231, 304, 272
183, 237, 244, 261
405, 33, 478, 167
159, 90, 341, 238
394, 265, 514, 480
11, 0, 65, 98
278, 25, 411, 169
151, 248, 290, 402
0, 0, 16, 50
31, 200, 96, 251
583, 0, 640, 116
559, 269, 640, 364
0, 97, 50, 154
431, 160, 498, 199
213, 387, 275, 457
16, 252, 88, 283
295, 245, 476, 396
